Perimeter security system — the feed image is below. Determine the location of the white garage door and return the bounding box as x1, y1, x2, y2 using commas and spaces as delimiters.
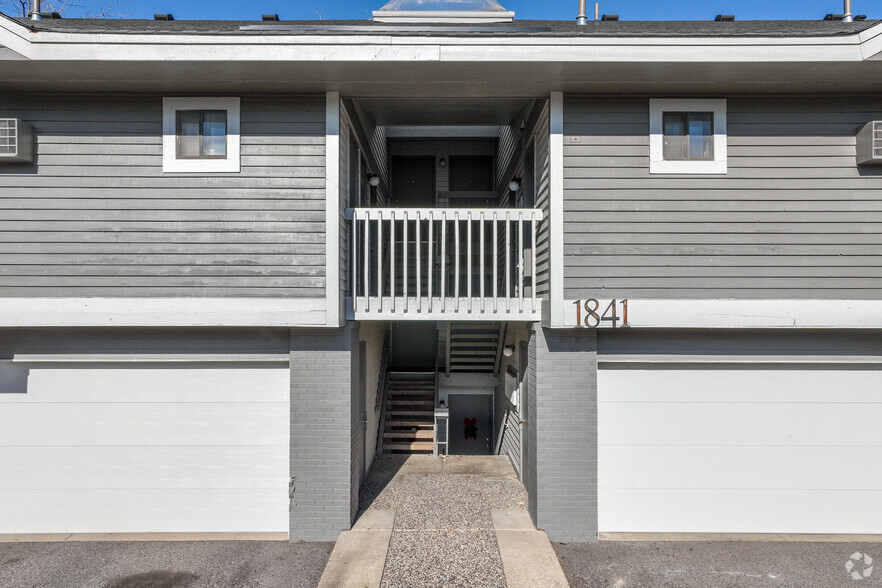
0, 362, 289, 534
598, 363, 882, 534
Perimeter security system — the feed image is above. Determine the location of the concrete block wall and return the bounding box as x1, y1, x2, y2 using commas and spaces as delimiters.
525, 324, 598, 542
289, 324, 359, 541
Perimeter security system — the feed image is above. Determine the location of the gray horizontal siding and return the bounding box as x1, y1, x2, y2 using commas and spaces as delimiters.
0, 93, 325, 298
563, 96, 882, 300
533, 101, 551, 298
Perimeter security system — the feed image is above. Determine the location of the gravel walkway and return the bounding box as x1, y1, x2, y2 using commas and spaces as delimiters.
361, 456, 527, 588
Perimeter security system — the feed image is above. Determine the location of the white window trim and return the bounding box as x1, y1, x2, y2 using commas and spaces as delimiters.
162, 97, 240, 173
649, 98, 727, 175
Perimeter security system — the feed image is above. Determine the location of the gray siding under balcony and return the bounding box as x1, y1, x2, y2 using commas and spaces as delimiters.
563, 96, 882, 300
0, 93, 326, 298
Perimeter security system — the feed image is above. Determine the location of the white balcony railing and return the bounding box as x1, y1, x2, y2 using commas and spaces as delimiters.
348, 208, 543, 320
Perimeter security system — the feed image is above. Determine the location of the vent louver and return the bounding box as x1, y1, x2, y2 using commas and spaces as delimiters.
0, 119, 34, 163
856, 121, 882, 166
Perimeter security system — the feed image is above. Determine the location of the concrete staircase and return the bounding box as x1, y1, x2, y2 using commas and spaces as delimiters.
382, 372, 435, 454
447, 322, 504, 374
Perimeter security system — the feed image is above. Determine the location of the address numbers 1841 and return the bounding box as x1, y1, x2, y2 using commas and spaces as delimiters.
572, 299, 629, 328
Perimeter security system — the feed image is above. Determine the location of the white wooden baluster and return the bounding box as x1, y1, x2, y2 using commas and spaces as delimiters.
377, 210, 383, 312
351, 211, 357, 312
416, 212, 422, 312
403, 210, 408, 313
454, 211, 461, 313
492, 213, 498, 313
364, 211, 370, 312
479, 211, 485, 313
390, 211, 395, 312
441, 212, 447, 313
426, 210, 435, 312
505, 210, 511, 313
518, 212, 524, 313
531, 210, 538, 313
466, 211, 472, 313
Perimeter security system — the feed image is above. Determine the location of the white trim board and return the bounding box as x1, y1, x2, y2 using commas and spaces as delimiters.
0, 297, 326, 327
560, 299, 882, 329
326, 92, 342, 327
548, 92, 565, 329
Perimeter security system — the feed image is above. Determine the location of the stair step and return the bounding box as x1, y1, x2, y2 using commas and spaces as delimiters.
388, 400, 434, 406
384, 430, 434, 439
389, 389, 435, 395
387, 410, 433, 418
383, 442, 434, 451
386, 420, 434, 427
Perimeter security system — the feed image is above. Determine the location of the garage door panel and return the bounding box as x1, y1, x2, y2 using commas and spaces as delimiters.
601, 445, 882, 491
2, 445, 289, 490
600, 488, 882, 534
0, 403, 288, 446
0, 488, 287, 534
600, 401, 882, 447
600, 367, 882, 404
0, 363, 290, 534
599, 364, 882, 534
0, 365, 289, 403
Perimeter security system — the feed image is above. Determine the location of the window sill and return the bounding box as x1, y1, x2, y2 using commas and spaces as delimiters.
649, 159, 727, 175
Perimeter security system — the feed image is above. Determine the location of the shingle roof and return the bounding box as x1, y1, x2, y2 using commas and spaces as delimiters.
10, 17, 880, 37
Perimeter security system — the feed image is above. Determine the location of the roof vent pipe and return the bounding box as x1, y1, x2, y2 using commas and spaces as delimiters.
843, 0, 853, 22
594, 2, 599, 21
30, 0, 41, 20
576, 0, 587, 25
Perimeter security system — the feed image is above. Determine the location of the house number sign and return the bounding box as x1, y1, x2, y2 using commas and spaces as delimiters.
571, 299, 629, 328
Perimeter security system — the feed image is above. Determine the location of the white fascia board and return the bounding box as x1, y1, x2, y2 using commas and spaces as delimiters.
0, 13, 34, 57
1, 27, 874, 64
0, 297, 327, 327
560, 299, 882, 329
859, 22, 882, 59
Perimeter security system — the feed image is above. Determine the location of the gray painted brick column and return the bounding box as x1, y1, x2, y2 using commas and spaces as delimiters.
526, 324, 598, 542
289, 324, 360, 542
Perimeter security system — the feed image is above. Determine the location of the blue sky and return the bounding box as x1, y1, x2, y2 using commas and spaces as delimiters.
36, 0, 882, 21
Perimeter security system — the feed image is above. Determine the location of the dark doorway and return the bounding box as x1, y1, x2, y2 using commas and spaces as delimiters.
390, 322, 436, 370
448, 394, 492, 455
391, 156, 435, 207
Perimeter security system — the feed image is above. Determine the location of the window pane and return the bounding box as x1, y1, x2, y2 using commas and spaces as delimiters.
662, 113, 687, 160
176, 111, 202, 158
201, 111, 227, 157
663, 112, 685, 137
687, 113, 714, 160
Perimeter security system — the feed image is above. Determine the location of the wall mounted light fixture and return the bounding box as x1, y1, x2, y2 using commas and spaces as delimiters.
508, 178, 521, 192
367, 173, 380, 187
439, 157, 447, 168
502, 345, 515, 357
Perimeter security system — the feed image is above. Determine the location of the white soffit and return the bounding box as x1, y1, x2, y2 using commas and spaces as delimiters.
373, 0, 514, 23
385, 125, 501, 137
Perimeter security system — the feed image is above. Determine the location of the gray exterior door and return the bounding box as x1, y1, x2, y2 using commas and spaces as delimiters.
448, 394, 492, 455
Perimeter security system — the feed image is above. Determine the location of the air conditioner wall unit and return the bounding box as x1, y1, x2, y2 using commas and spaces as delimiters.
856, 121, 882, 166
0, 118, 34, 164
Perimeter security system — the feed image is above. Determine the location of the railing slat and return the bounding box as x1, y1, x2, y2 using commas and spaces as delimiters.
454, 211, 460, 313
428, 213, 433, 312
492, 214, 498, 313
441, 212, 447, 313
403, 210, 408, 312
479, 211, 485, 313
518, 212, 525, 313
532, 209, 538, 312
416, 211, 421, 312
466, 210, 472, 313
377, 210, 383, 312
505, 210, 511, 313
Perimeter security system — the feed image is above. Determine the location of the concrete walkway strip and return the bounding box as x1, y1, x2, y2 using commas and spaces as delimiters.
317, 510, 395, 588
492, 510, 570, 588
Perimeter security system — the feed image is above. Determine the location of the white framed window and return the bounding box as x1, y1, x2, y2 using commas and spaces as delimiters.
163, 97, 240, 173
649, 98, 726, 174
